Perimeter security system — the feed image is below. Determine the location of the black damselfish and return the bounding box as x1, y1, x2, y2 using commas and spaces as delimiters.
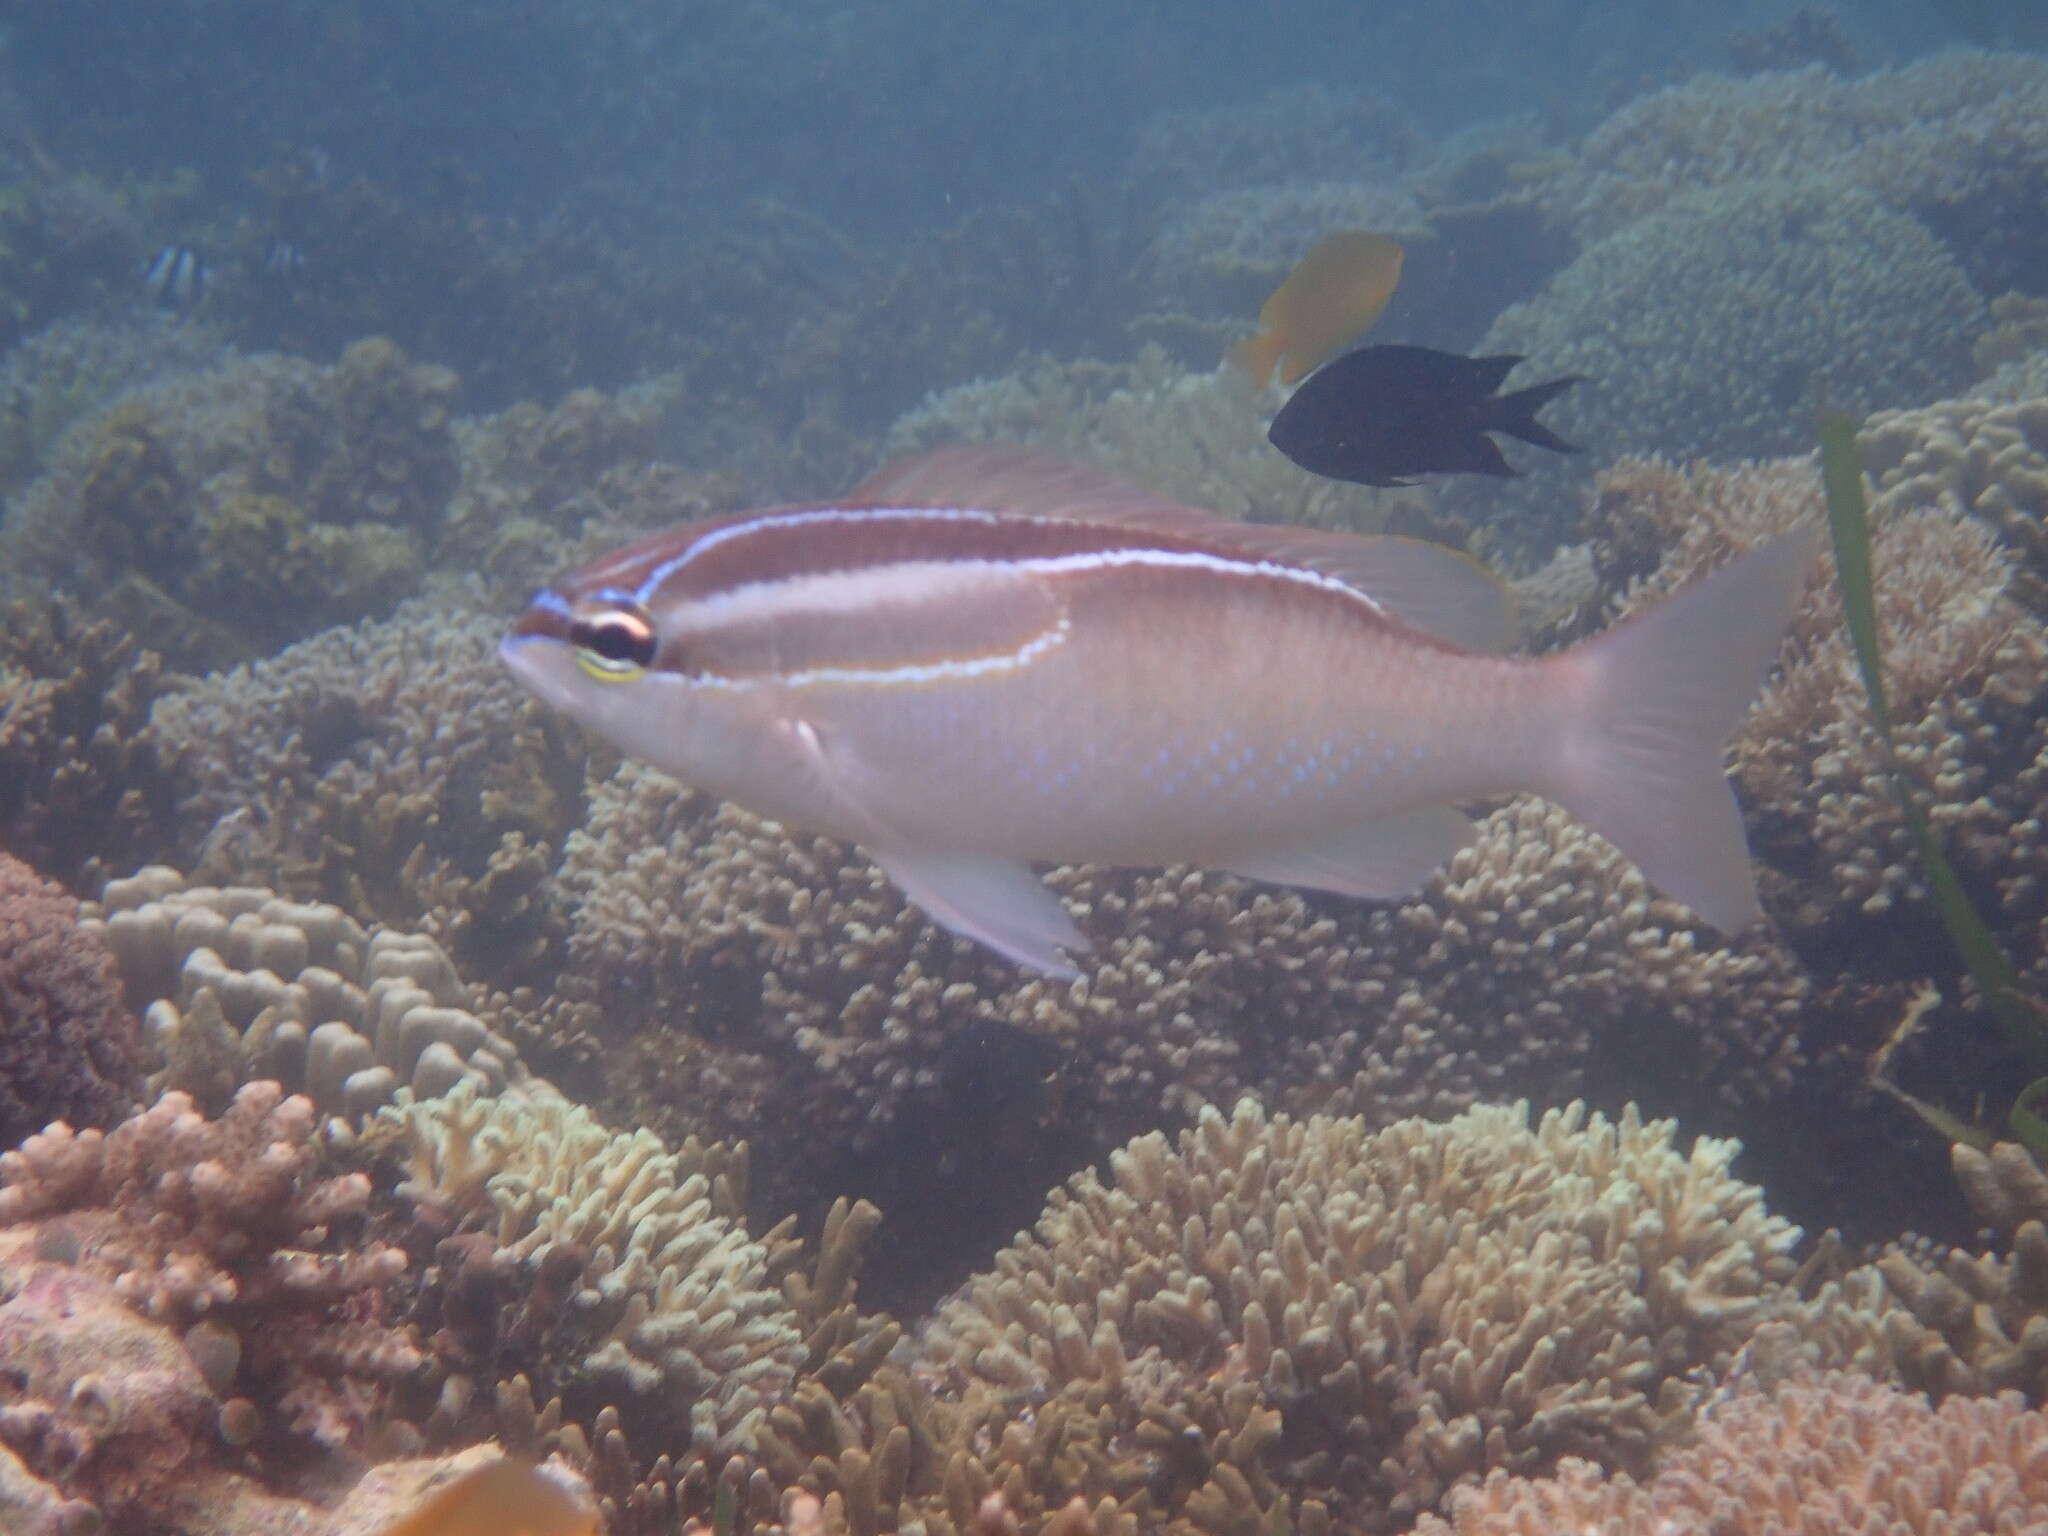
1268, 344, 1584, 488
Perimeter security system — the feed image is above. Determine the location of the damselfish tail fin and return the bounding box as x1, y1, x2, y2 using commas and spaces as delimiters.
1490, 374, 1584, 454
1545, 526, 1822, 930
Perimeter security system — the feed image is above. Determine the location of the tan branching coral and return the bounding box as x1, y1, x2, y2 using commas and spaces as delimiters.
1857, 1140, 2048, 1405
386, 1075, 802, 1458
537, 750, 1810, 1267
145, 599, 590, 980
0, 1081, 420, 1458
84, 865, 524, 1121
379, 1077, 896, 1530
1416, 1371, 2048, 1536
914, 1098, 1806, 1534
0, 595, 177, 889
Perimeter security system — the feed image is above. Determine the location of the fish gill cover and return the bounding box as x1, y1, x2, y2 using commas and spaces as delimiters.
2, 3, 2048, 1533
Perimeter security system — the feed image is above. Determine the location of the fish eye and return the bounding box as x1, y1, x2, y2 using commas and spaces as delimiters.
568, 599, 657, 680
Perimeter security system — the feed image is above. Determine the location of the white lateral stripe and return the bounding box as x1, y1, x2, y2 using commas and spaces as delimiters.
634, 506, 1004, 604
692, 616, 1074, 691
657, 521, 1389, 634
679, 556, 1025, 633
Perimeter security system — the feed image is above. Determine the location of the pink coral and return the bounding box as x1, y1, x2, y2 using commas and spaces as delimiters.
0, 1082, 421, 1457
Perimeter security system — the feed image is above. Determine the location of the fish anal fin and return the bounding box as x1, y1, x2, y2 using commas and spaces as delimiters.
870, 848, 1087, 978
1223, 805, 1476, 901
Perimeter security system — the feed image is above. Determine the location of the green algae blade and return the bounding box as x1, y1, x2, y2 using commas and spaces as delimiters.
1819, 413, 2048, 1113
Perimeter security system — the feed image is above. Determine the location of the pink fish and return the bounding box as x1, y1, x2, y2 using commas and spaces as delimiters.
503, 448, 1816, 975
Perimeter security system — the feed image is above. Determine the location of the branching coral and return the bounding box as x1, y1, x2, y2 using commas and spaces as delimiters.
0, 596, 178, 890
85, 865, 525, 1122
1416, 1370, 2048, 1536
912, 1097, 1808, 1534
1858, 1140, 2048, 1405
377, 1077, 895, 1529
145, 599, 590, 982
0, 854, 144, 1152
0, 1081, 420, 1460
533, 737, 1811, 1303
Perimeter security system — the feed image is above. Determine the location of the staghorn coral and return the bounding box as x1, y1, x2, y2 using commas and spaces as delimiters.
0, 1081, 421, 1461
0, 855, 145, 1153
1416, 1370, 2048, 1536
0, 595, 178, 890
910, 1097, 1808, 1534
1858, 1139, 2048, 1406
1469, 177, 1982, 555
145, 598, 590, 981
0, 338, 459, 667
85, 865, 526, 1122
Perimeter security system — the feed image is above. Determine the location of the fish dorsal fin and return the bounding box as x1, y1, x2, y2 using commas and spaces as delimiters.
854, 447, 1515, 652
1188, 526, 1517, 654
852, 446, 1207, 527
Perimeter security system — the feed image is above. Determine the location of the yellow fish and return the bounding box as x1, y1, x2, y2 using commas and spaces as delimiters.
1229, 230, 1405, 388
374, 1458, 598, 1536
503, 447, 1816, 976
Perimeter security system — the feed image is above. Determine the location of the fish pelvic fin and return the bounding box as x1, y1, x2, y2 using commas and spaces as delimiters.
870, 849, 1088, 978
1543, 526, 1822, 931
1489, 374, 1584, 455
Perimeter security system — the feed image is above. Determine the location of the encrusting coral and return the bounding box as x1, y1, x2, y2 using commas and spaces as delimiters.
83, 865, 526, 1123
910, 1097, 1811, 1534
1414, 1370, 2048, 1536
0, 853, 145, 1153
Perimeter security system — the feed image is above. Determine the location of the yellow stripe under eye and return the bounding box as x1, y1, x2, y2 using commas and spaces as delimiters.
569, 599, 657, 681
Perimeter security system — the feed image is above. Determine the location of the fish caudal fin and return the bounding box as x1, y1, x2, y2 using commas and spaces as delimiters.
1544, 526, 1821, 931
1490, 375, 1583, 454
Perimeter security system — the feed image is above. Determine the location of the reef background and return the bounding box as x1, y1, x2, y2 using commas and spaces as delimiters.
2, 2, 2048, 1533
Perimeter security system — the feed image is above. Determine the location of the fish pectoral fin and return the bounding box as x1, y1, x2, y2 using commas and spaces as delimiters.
1222, 805, 1475, 901
868, 849, 1088, 979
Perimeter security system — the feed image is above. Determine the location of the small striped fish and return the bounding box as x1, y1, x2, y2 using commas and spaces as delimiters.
504, 448, 1817, 975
